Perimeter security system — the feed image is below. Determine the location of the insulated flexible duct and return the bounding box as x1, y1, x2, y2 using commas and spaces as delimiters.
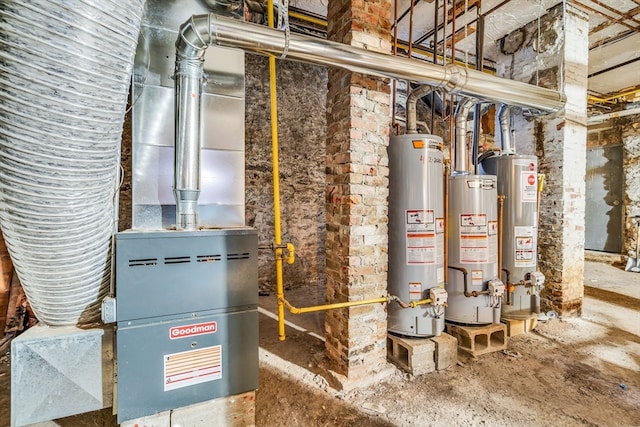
0, 0, 144, 325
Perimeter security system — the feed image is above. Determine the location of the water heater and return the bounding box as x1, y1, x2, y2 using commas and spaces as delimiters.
446, 174, 504, 325
482, 154, 544, 319
388, 134, 446, 337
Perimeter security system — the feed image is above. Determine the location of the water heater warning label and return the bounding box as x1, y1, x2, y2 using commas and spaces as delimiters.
164, 345, 222, 391
406, 209, 436, 265
459, 214, 488, 263
514, 226, 536, 267
521, 171, 537, 202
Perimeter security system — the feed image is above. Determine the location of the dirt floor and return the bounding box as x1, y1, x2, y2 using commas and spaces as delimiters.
1, 259, 639, 426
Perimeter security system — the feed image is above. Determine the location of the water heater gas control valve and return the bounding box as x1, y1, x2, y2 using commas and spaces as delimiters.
429, 287, 448, 306
527, 271, 545, 289
488, 280, 505, 297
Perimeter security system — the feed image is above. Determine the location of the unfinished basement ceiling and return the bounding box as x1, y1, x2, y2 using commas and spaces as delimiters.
288, 0, 640, 110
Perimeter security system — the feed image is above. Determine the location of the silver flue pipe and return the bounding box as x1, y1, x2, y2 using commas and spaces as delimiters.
498, 104, 513, 154
406, 85, 433, 134
174, 16, 210, 230
174, 14, 566, 226
454, 99, 475, 175
207, 16, 567, 112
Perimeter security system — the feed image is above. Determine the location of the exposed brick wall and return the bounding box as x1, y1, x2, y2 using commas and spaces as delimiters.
245, 55, 328, 292
325, 0, 392, 380
497, 4, 588, 316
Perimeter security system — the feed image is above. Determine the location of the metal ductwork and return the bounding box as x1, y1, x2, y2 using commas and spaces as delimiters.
406, 86, 434, 134
173, 14, 565, 229
498, 104, 514, 154
174, 16, 209, 231
176, 14, 565, 120
0, 0, 144, 325
454, 99, 475, 175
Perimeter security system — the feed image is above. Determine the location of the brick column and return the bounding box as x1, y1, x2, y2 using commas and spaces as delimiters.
497, 4, 588, 316
324, 0, 392, 383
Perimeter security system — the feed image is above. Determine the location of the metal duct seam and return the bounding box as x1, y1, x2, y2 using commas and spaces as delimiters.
0, 0, 144, 326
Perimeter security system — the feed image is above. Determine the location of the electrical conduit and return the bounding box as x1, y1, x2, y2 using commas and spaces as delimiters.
0, 0, 144, 325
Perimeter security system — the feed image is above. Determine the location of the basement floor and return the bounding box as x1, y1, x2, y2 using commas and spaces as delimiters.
1, 259, 639, 426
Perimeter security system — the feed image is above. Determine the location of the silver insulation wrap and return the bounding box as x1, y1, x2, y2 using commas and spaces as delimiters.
0, 0, 144, 325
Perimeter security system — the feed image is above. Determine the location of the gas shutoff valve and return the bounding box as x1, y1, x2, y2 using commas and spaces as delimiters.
527, 271, 545, 290
488, 279, 505, 297
429, 287, 448, 306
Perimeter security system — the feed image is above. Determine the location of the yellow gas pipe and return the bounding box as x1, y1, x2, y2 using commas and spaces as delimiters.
284, 297, 390, 314
267, 3, 401, 340
267, 0, 288, 341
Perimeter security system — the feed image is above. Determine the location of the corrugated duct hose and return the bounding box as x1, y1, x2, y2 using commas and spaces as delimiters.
0, 0, 144, 326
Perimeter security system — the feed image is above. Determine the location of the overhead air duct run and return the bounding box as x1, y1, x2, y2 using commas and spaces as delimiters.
0, 0, 144, 325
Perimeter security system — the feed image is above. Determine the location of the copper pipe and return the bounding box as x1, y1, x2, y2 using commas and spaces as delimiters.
443, 160, 450, 284
497, 195, 508, 304
448, 266, 487, 297
392, 0, 399, 133
431, 0, 439, 132
408, 0, 415, 58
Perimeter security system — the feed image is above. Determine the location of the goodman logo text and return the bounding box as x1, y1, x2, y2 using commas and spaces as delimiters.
170, 321, 217, 339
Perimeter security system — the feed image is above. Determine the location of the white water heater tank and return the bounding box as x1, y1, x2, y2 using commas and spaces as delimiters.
388, 134, 446, 337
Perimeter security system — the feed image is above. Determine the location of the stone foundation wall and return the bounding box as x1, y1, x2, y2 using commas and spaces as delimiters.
245, 55, 328, 291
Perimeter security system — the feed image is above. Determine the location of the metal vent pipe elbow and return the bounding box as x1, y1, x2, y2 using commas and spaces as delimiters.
406, 86, 434, 134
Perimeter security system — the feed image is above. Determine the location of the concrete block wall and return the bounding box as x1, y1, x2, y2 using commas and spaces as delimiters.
324, 0, 392, 381
497, 4, 588, 316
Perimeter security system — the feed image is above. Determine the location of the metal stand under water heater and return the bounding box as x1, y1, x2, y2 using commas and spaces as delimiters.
388, 134, 448, 337
482, 154, 545, 319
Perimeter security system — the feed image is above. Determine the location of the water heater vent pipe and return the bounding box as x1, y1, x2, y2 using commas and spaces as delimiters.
454, 99, 475, 175
498, 104, 514, 154
406, 86, 433, 134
